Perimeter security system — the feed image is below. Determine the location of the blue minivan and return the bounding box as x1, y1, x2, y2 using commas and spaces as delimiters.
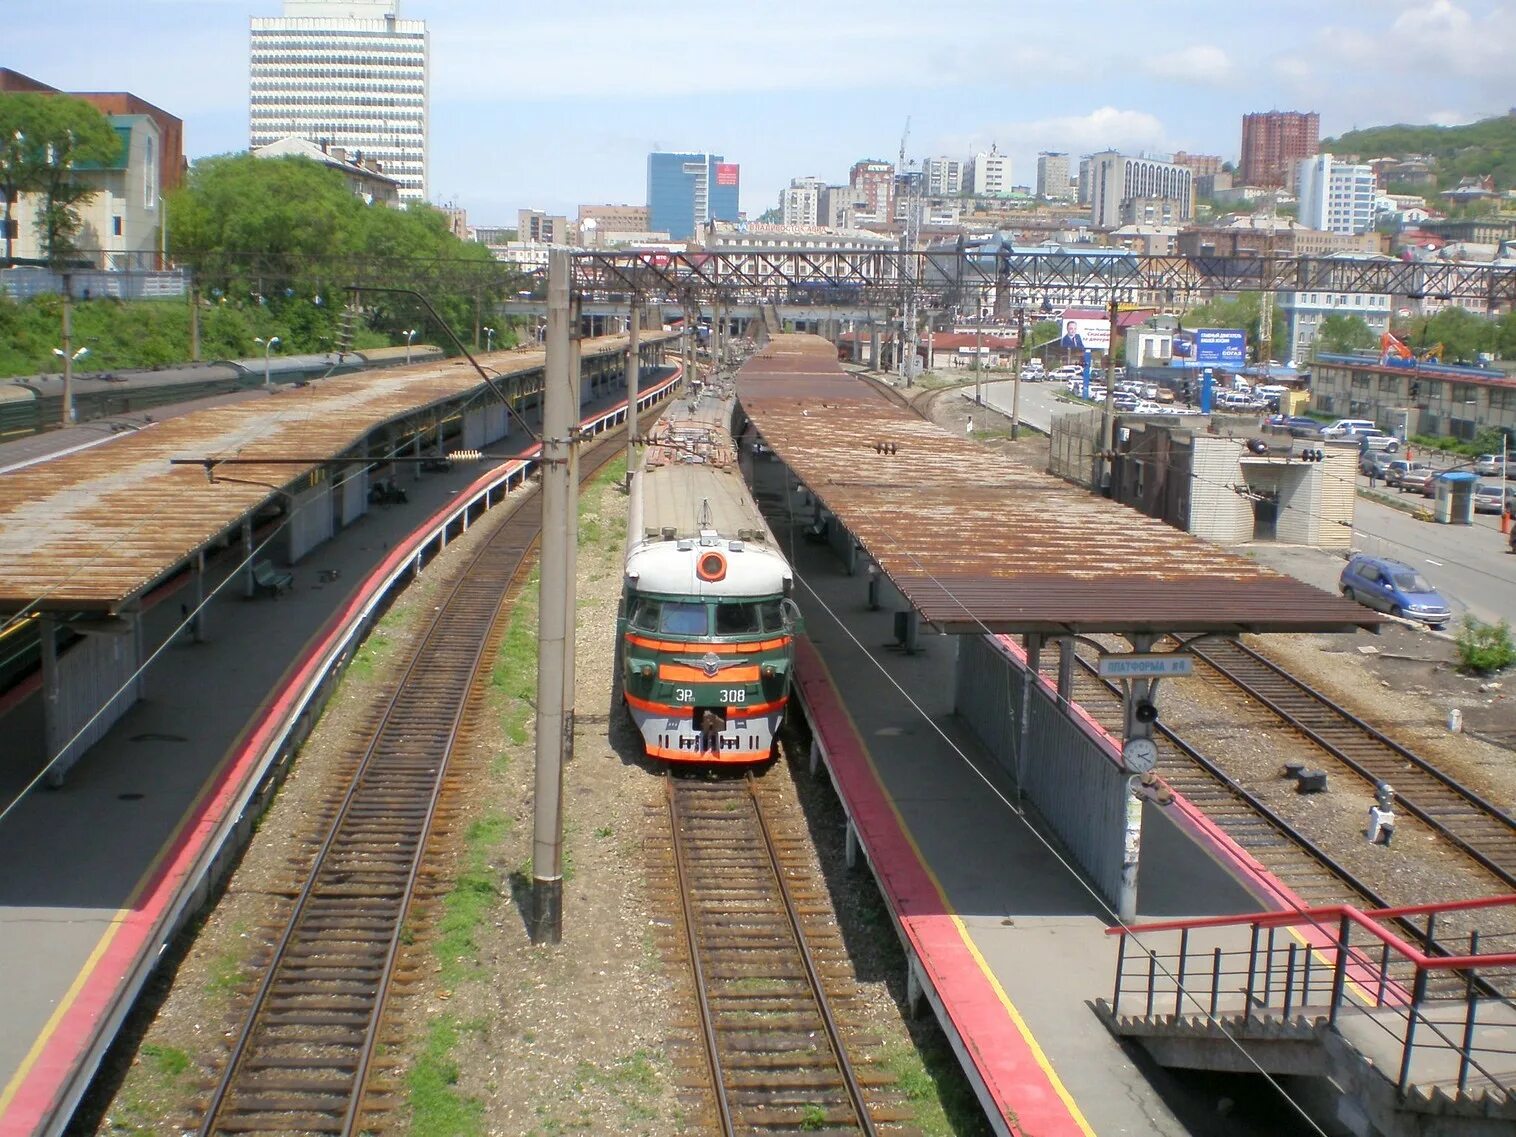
1339, 555, 1452, 629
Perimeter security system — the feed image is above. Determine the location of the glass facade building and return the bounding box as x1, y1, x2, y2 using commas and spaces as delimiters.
647, 152, 740, 241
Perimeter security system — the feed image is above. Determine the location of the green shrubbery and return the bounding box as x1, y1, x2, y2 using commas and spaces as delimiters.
1455, 616, 1516, 674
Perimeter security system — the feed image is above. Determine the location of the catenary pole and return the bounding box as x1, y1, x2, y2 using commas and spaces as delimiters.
531, 247, 573, 944
1010, 306, 1026, 441
60, 275, 74, 427
1100, 295, 1119, 492
625, 299, 640, 488
563, 325, 581, 719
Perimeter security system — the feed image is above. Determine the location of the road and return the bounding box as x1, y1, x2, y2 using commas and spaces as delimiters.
966, 374, 1516, 630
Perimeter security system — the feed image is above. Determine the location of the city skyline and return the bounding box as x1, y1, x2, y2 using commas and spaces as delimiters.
8, 0, 1514, 224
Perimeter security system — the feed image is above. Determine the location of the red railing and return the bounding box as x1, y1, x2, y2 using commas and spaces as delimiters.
1107, 895, 1516, 1097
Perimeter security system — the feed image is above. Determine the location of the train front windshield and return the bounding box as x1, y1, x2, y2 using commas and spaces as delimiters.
628, 597, 785, 637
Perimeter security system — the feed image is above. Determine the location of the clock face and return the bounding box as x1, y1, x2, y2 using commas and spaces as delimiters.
1122, 736, 1159, 773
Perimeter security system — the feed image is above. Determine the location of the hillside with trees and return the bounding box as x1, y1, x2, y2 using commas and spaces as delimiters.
1324, 113, 1516, 190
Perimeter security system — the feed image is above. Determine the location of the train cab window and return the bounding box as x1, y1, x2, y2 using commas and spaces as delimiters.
715, 601, 761, 635
629, 597, 660, 631
659, 602, 708, 635
759, 600, 785, 632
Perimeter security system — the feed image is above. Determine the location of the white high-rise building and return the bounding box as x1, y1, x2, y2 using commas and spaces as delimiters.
1037, 152, 1070, 200
966, 148, 1011, 197
924, 157, 964, 196
1296, 153, 1376, 236
250, 0, 429, 202
780, 177, 824, 226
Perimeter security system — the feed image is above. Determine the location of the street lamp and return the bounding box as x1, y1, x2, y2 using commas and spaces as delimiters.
52, 346, 89, 426
483, 325, 496, 353
403, 327, 417, 364
254, 335, 280, 388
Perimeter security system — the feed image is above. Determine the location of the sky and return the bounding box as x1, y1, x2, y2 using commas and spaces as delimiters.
8, 0, 1515, 226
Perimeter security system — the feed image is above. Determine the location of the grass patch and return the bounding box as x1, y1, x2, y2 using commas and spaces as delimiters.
408, 1016, 485, 1137
103, 1042, 198, 1135
434, 814, 510, 984
1456, 616, 1515, 674
493, 568, 541, 748
880, 1037, 992, 1137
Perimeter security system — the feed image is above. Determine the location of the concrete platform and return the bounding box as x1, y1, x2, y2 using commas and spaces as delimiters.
749, 451, 1306, 1136
0, 369, 678, 1137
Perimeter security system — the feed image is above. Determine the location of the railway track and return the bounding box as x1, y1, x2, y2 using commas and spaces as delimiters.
195, 421, 642, 1137
661, 772, 915, 1136
1188, 638, 1516, 893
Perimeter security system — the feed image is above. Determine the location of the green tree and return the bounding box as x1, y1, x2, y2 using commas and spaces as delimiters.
169, 152, 510, 355
1411, 306, 1498, 364
0, 94, 54, 263
1315, 313, 1377, 356
25, 95, 120, 263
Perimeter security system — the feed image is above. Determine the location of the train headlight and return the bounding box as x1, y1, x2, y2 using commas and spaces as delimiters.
639, 663, 655, 679
761, 664, 776, 679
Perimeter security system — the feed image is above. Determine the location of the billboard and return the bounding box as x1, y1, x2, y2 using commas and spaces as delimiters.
715, 163, 740, 186
1060, 317, 1110, 354
1193, 328, 1246, 367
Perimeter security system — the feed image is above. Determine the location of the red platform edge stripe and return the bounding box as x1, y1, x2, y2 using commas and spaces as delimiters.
792, 636, 1089, 1137
1, 369, 680, 1137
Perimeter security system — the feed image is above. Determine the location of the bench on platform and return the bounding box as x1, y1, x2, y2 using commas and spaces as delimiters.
251, 559, 294, 597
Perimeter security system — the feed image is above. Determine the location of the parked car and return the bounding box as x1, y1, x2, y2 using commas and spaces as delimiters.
1050, 365, 1082, 381
1019, 367, 1044, 382
1473, 453, 1516, 477
1360, 452, 1392, 478
1320, 418, 1378, 439
1474, 483, 1505, 514
1353, 429, 1401, 454
1414, 470, 1440, 497
1385, 460, 1431, 489
1278, 415, 1321, 437
1339, 555, 1451, 629
1153, 387, 1176, 404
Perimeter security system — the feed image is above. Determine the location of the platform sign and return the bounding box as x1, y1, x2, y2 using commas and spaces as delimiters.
1194, 329, 1246, 367
1096, 653, 1194, 678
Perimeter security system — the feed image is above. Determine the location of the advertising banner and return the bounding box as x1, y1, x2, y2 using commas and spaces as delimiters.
1060, 317, 1111, 354
1194, 328, 1247, 367
715, 163, 740, 186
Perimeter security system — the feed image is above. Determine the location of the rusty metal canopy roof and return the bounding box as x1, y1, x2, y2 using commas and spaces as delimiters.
0, 335, 665, 614
737, 335, 1380, 636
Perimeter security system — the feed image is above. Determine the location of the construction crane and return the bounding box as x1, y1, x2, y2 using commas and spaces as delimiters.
897, 117, 921, 386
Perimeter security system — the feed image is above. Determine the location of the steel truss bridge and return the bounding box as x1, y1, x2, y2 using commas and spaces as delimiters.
568, 247, 1516, 308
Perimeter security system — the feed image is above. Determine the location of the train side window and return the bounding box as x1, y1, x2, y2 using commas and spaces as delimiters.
630, 597, 660, 631
759, 600, 784, 632
715, 602, 760, 635
659, 602, 708, 635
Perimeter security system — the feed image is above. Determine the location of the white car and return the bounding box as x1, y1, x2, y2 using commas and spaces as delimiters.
1050, 365, 1082, 381
1018, 367, 1043, 382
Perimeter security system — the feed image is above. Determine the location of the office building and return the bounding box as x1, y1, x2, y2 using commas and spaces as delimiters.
1296, 153, 1376, 236
1086, 151, 1193, 229
517, 209, 573, 245
1239, 111, 1318, 190
646, 152, 740, 241
966, 148, 1012, 197
848, 159, 895, 223
1037, 152, 1070, 200
1171, 152, 1224, 179
781, 177, 825, 227
924, 157, 964, 196
250, 0, 429, 202
818, 185, 863, 229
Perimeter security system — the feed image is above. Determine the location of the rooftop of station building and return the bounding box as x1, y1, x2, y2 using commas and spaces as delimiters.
736, 335, 1380, 637
0, 333, 666, 615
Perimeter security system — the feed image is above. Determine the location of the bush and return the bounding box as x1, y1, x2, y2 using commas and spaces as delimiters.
1455, 616, 1515, 674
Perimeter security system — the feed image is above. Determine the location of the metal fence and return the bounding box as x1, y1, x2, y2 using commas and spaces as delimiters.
1048, 407, 1101, 488
1, 266, 189, 302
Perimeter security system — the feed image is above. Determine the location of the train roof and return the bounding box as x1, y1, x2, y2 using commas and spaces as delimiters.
635, 388, 772, 545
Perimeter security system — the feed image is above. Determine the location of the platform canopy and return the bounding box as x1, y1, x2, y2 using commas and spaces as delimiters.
736, 336, 1381, 637
0, 335, 665, 615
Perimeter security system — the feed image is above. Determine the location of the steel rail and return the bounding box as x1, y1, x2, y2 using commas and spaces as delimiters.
665, 775, 883, 1135
663, 775, 738, 1137
1189, 638, 1516, 893
745, 773, 880, 1137
197, 417, 646, 1137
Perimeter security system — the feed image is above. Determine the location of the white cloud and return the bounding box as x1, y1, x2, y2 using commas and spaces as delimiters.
1140, 45, 1233, 85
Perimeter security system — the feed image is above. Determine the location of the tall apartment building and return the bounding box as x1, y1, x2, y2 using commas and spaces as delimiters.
966, 148, 1012, 196
818, 184, 863, 228
848, 159, 895, 223
517, 209, 572, 244
646, 152, 739, 241
1086, 151, 1193, 229
1036, 152, 1070, 200
1296, 153, 1376, 236
250, 0, 429, 202
924, 157, 964, 196
1239, 111, 1319, 190
781, 177, 825, 226
577, 204, 649, 233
